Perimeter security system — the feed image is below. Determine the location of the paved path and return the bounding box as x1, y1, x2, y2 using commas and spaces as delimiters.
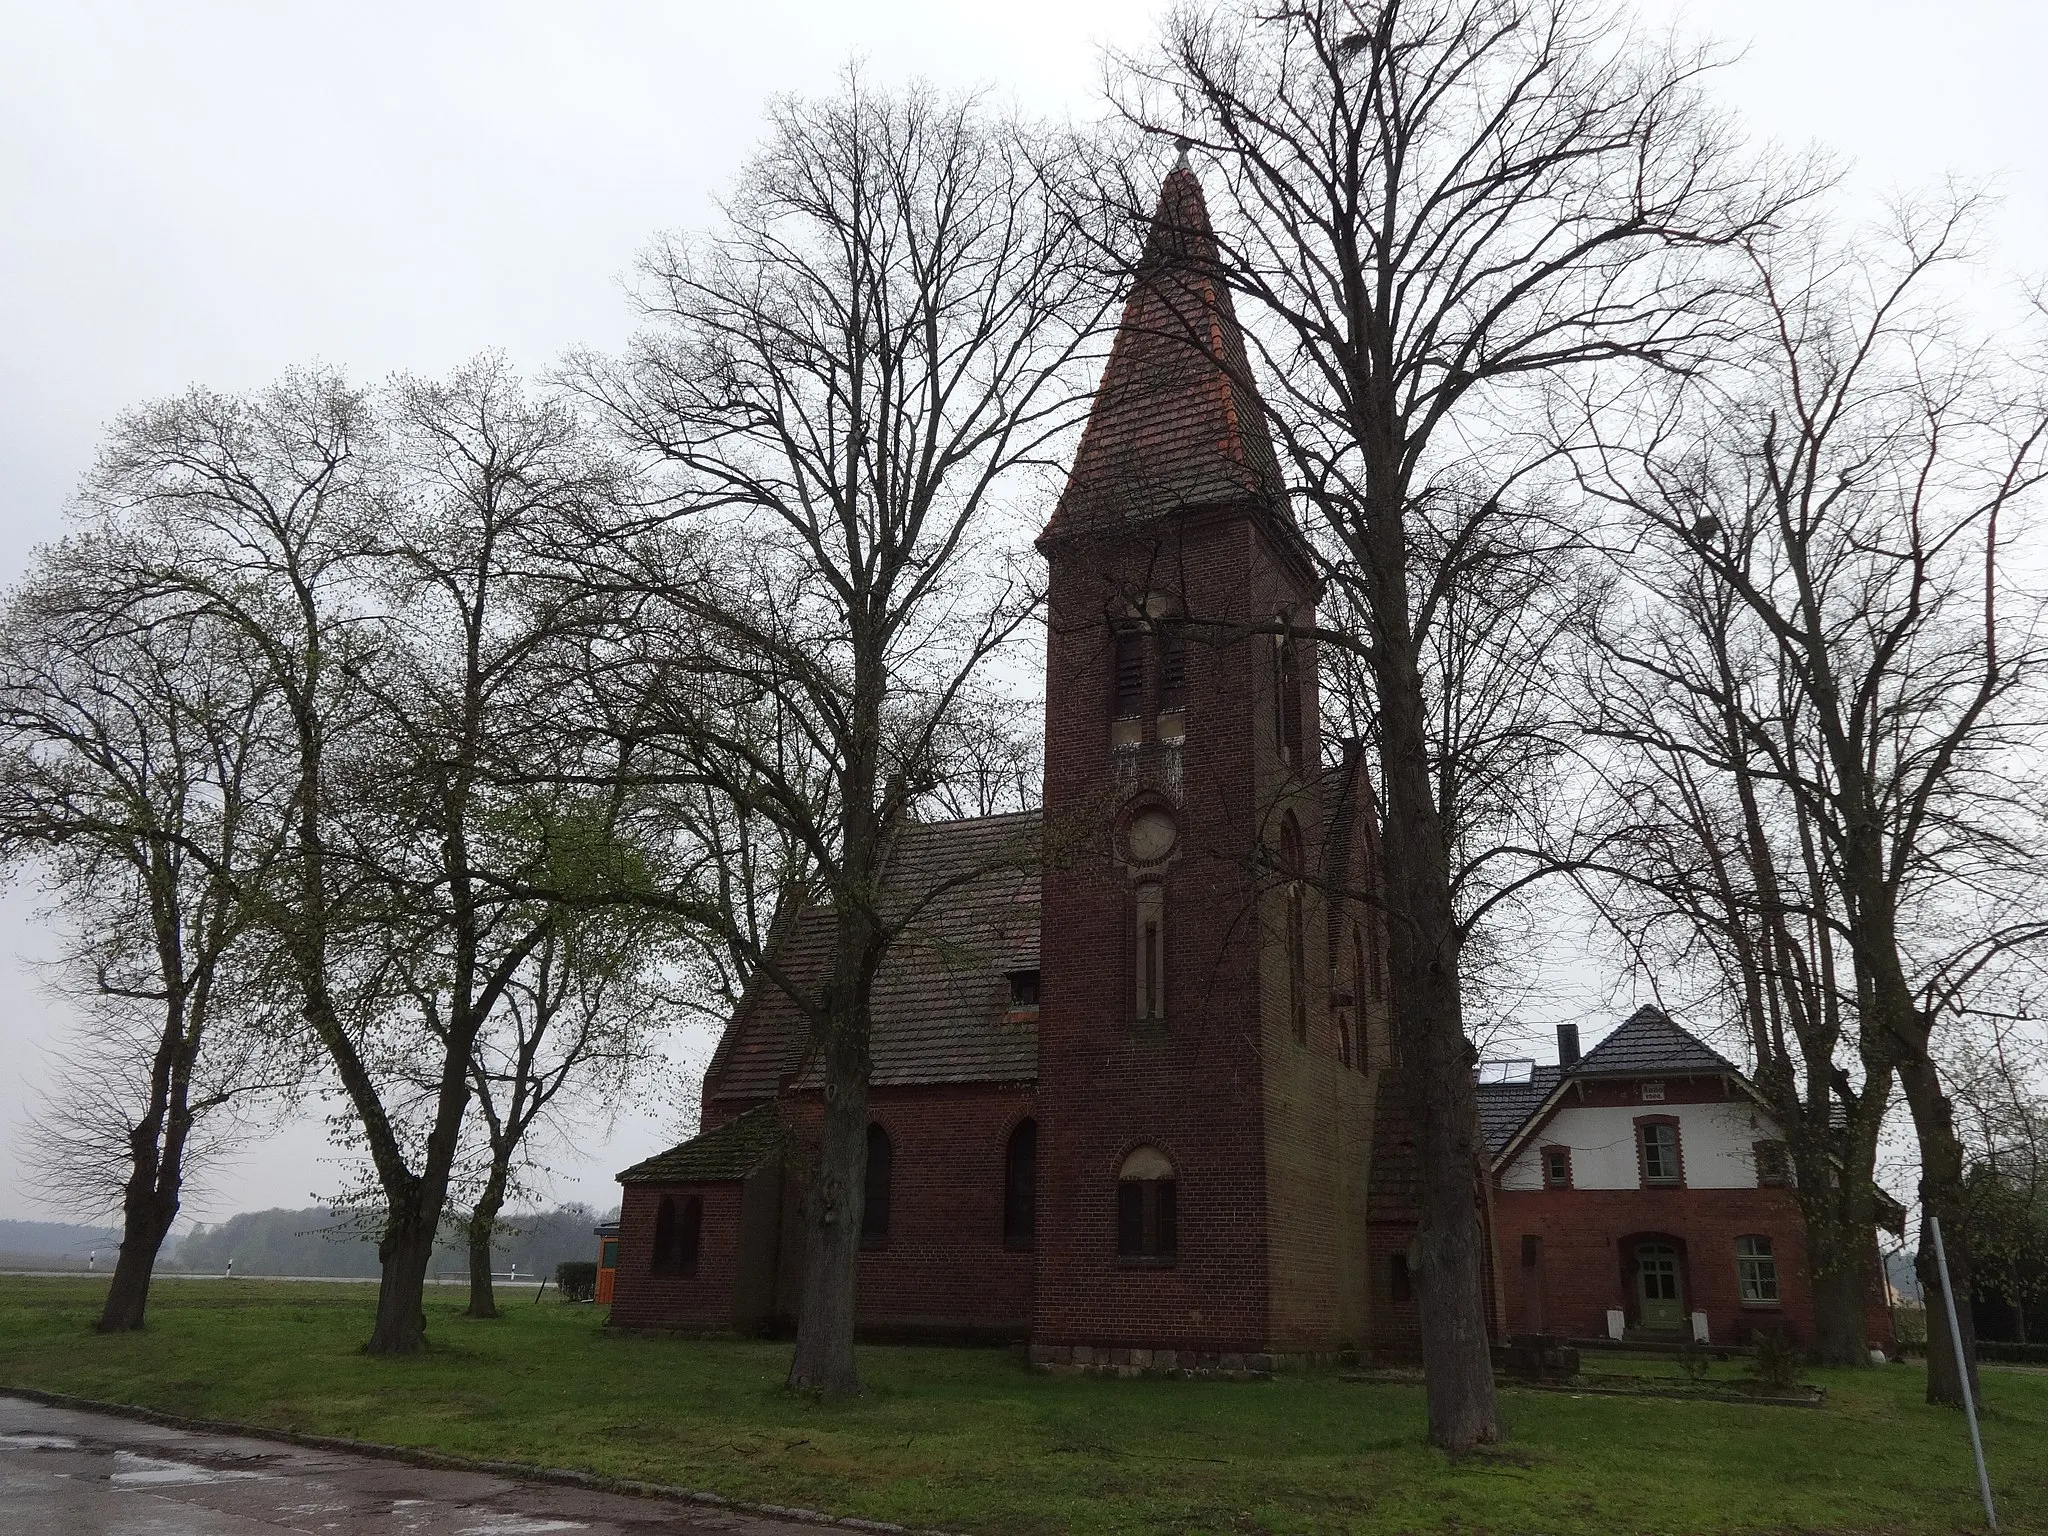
0, 1394, 824, 1535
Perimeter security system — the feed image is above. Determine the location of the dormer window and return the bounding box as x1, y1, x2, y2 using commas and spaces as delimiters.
1007, 969, 1040, 1009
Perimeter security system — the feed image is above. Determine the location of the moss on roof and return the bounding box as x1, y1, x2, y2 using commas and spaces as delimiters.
617, 1105, 785, 1185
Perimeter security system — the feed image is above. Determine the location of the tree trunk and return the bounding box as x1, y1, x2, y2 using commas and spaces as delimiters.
1808, 1232, 1873, 1368
464, 1169, 509, 1319
785, 985, 871, 1398
367, 1194, 437, 1355
1897, 1048, 1980, 1408
1371, 567, 1501, 1451
96, 1193, 179, 1334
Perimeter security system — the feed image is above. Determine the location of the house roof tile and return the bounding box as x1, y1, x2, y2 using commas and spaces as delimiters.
706, 811, 1042, 1105
618, 1103, 786, 1184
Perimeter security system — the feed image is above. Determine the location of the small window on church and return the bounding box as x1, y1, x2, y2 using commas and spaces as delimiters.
1134, 882, 1165, 1022
1281, 815, 1307, 1044
1274, 631, 1304, 768
1159, 625, 1186, 708
1338, 1017, 1353, 1068
862, 1124, 893, 1249
1116, 1145, 1176, 1262
1113, 629, 1145, 717
1389, 1251, 1412, 1304
1004, 1119, 1037, 1251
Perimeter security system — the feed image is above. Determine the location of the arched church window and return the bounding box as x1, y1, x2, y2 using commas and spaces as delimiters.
862, 1123, 893, 1249
1134, 882, 1165, 1021
1003, 1119, 1037, 1251
1116, 1145, 1177, 1261
1281, 815, 1307, 1044
1112, 628, 1146, 717
652, 1195, 677, 1273
1274, 630, 1304, 767
1158, 624, 1186, 708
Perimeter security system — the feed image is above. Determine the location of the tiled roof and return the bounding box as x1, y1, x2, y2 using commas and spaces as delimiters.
706, 811, 1042, 1105
1476, 1007, 1744, 1159
1476, 1065, 1562, 1156
1041, 161, 1290, 542
1571, 1005, 1740, 1078
618, 1104, 785, 1184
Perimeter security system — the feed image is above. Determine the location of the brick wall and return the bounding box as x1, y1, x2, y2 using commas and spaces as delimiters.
607, 1182, 746, 1333
777, 1085, 1037, 1340
1493, 1184, 1816, 1345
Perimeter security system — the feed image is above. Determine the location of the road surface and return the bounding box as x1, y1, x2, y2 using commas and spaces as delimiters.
0, 1394, 833, 1534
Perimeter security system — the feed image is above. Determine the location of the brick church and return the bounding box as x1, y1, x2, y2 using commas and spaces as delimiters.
603, 161, 1889, 1364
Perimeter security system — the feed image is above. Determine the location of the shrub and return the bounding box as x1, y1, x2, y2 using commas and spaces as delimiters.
556, 1261, 598, 1302
1980, 1340, 2048, 1365
1748, 1327, 1802, 1393
1675, 1338, 1712, 1385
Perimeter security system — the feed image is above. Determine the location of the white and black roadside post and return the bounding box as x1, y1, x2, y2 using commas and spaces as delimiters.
1930, 1214, 1996, 1532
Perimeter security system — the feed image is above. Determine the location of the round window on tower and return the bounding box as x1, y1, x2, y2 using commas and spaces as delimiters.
1122, 805, 1179, 866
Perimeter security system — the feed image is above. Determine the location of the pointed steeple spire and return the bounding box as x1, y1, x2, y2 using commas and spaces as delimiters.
1041, 160, 1288, 543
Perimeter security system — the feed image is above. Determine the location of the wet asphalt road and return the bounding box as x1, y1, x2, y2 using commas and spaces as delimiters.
0, 1395, 829, 1535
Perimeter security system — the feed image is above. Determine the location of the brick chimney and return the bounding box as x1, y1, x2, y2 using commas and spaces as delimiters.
1557, 1023, 1581, 1068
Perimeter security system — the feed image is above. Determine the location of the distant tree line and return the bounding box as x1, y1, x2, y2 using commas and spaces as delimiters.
2, 0, 2043, 1449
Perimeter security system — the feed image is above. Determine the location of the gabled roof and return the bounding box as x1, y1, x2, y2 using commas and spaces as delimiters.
1476, 1007, 1751, 1162
618, 1104, 785, 1185
1040, 159, 1289, 543
1571, 1005, 1740, 1079
705, 811, 1042, 1106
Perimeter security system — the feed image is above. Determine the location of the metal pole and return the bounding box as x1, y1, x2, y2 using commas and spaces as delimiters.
1930, 1214, 1996, 1532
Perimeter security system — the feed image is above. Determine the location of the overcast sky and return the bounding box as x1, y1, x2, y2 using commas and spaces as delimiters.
3, 0, 2044, 1226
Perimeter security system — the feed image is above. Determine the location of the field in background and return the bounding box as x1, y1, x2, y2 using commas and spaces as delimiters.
0, 1275, 2041, 1535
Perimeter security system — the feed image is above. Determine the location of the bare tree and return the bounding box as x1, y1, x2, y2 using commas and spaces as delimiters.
1581, 193, 2048, 1402
1112, 0, 1803, 1447
0, 540, 296, 1331
454, 915, 676, 1318
563, 77, 1105, 1396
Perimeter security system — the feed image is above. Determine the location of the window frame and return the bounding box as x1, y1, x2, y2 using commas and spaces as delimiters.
1280, 814, 1307, 1045
1635, 1115, 1684, 1188
1735, 1234, 1781, 1306
1541, 1144, 1574, 1190
1753, 1140, 1791, 1187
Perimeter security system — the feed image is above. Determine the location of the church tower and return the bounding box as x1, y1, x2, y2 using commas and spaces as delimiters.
1031, 159, 1388, 1363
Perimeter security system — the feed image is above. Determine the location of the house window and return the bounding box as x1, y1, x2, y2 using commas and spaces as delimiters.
1008, 968, 1040, 1009
651, 1194, 700, 1275
1754, 1141, 1791, 1187
1003, 1119, 1037, 1251
1281, 814, 1307, 1044
1113, 628, 1145, 717
1134, 882, 1165, 1021
1116, 1145, 1176, 1262
1338, 1017, 1354, 1069
1736, 1235, 1780, 1304
1274, 631, 1304, 768
1389, 1251, 1412, 1304
1641, 1081, 1666, 1103
861, 1124, 893, 1249
1639, 1120, 1681, 1186
600, 1239, 619, 1270
1542, 1146, 1573, 1189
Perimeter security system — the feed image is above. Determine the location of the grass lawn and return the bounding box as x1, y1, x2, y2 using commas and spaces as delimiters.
0, 1275, 2039, 1534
